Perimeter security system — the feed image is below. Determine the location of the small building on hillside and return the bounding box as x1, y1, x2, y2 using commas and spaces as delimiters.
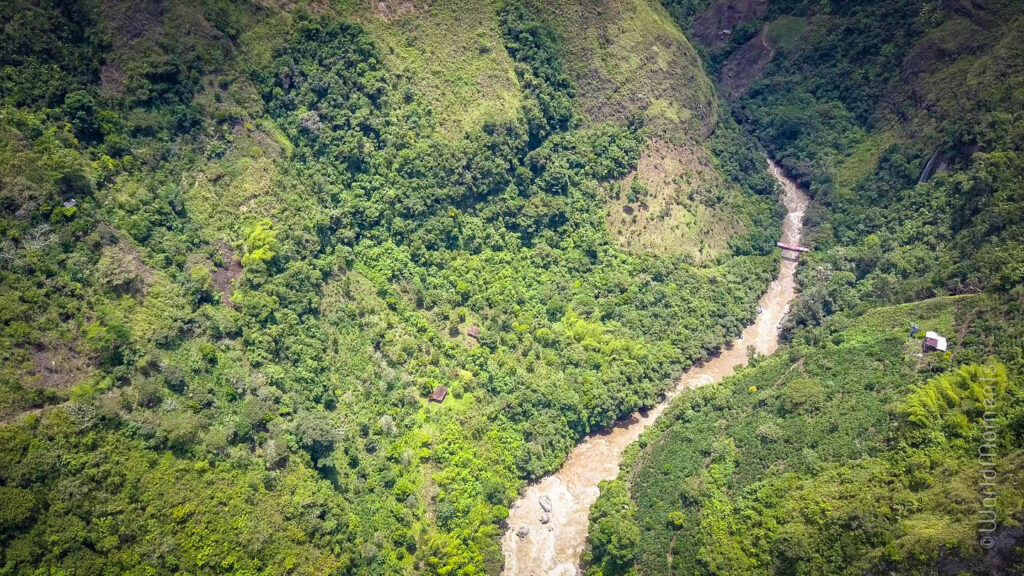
923, 331, 947, 353
467, 325, 480, 339
429, 385, 449, 404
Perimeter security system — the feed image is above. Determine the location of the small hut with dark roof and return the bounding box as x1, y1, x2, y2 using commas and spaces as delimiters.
429, 385, 449, 403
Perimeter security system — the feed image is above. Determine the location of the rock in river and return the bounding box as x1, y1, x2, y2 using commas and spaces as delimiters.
516, 526, 530, 539
540, 513, 550, 524
538, 495, 552, 513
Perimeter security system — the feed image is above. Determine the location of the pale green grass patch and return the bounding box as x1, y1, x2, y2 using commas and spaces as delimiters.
536, 0, 716, 139
352, 0, 523, 138
765, 16, 808, 50
835, 129, 898, 193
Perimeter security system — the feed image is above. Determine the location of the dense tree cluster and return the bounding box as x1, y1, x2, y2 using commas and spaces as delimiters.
0, 1, 778, 574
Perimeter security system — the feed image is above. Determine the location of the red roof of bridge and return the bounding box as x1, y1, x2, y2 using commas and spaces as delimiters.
777, 242, 811, 252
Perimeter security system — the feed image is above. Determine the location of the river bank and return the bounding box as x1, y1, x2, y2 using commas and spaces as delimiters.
500, 159, 810, 576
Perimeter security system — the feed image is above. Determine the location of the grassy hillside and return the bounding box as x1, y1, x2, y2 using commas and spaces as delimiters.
0, 0, 780, 574
531, 0, 761, 262
345, 0, 525, 139
535, 0, 716, 138
345, 0, 770, 262
585, 0, 1024, 574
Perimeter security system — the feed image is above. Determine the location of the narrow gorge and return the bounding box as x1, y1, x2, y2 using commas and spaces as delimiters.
501, 159, 809, 575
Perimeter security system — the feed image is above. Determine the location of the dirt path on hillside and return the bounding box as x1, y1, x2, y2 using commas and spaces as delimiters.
500, 158, 809, 576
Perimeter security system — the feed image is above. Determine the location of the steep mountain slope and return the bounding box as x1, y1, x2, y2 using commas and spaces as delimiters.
589, 296, 1024, 575
0, 1, 777, 574
346, 0, 524, 138
532, 0, 764, 261
585, 1, 1024, 574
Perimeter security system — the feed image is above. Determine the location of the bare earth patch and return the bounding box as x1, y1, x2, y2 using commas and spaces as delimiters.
691, 0, 769, 51
371, 0, 429, 21
101, 0, 165, 44
719, 30, 775, 100
30, 345, 95, 391
99, 62, 126, 94
96, 0, 164, 95
253, 0, 296, 10
212, 242, 243, 307
93, 233, 156, 297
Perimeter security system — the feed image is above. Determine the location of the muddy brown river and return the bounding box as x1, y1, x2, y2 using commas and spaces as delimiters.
500, 159, 809, 576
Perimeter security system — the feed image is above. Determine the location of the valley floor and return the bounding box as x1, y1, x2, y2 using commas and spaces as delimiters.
502, 157, 807, 575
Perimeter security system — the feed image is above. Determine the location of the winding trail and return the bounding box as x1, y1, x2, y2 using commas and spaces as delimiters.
500, 159, 809, 576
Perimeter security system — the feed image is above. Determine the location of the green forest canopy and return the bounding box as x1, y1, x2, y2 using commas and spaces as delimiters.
2, 0, 1023, 574
0, 0, 778, 574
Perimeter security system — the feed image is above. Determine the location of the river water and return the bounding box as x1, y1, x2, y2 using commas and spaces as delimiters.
500, 159, 810, 576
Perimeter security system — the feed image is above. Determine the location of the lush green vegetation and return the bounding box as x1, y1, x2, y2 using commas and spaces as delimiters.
732, 0, 1024, 335
0, 0, 779, 574
6, 0, 1021, 573
586, 296, 1024, 575
585, 0, 1024, 574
